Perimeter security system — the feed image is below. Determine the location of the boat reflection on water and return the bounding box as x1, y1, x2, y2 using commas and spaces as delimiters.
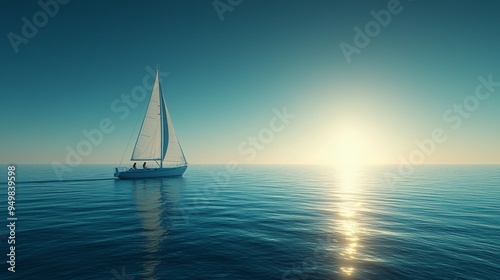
133, 177, 184, 280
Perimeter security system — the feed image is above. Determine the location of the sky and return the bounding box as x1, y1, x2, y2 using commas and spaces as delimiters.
1, 0, 499, 166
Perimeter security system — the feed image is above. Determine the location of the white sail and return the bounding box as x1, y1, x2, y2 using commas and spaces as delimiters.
131, 68, 187, 166
114, 66, 188, 179
131, 71, 163, 161
162, 92, 187, 165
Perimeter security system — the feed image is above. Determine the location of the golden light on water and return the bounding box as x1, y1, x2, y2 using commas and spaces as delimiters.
320, 121, 376, 276
336, 164, 364, 277
341, 266, 355, 276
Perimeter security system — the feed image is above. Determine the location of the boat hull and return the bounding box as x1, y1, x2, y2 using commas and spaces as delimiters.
114, 165, 187, 179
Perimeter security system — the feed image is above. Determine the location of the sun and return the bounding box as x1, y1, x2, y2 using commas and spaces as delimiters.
328, 127, 372, 168
336, 130, 366, 167
315, 119, 390, 168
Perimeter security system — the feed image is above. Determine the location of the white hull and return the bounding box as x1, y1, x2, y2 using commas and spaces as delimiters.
114, 165, 187, 179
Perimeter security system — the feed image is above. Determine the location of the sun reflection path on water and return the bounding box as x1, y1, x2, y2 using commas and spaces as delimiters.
335, 165, 364, 277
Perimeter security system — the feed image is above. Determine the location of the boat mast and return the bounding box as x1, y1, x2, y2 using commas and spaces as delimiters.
158, 64, 163, 169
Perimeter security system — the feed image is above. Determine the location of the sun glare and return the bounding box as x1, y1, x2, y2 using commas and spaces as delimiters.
336, 130, 366, 167
326, 126, 374, 169
316, 118, 393, 168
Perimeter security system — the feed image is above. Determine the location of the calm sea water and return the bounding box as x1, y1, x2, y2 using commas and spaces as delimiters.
0, 164, 499, 280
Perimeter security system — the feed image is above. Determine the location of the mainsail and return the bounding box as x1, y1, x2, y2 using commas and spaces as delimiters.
131, 68, 187, 166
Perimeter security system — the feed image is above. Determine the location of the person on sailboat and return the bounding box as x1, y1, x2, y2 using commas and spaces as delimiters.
133, 163, 137, 170
143, 162, 147, 169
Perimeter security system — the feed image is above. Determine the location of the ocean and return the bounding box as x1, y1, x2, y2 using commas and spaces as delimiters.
1, 164, 499, 280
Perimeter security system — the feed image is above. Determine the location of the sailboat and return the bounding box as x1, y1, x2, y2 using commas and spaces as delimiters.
114, 66, 188, 179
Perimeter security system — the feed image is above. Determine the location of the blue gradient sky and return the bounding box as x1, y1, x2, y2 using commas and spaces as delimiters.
1, 0, 499, 165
